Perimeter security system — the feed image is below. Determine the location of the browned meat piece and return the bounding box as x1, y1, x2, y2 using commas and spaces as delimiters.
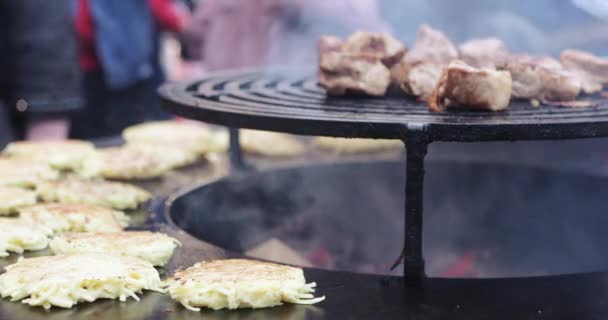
572, 74, 603, 94
536, 56, 562, 70
341, 31, 407, 95
392, 25, 458, 99
407, 63, 447, 99
560, 49, 608, 94
318, 51, 391, 96
343, 31, 407, 68
390, 59, 444, 99
496, 55, 543, 99
317, 33, 402, 96
406, 24, 458, 64
318, 36, 344, 54
428, 61, 512, 112
389, 57, 409, 89
538, 67, 581, 101
561, 49, 608, 81
501, 54, 561, 69
497, 54, 581, 101
458, 37, 508, 68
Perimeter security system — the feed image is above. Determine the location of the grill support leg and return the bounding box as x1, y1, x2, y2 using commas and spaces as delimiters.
229, 128, 249, 171
403, 132, 428, 283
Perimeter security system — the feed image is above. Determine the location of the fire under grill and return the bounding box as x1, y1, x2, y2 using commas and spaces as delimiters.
160, 66, 608, 283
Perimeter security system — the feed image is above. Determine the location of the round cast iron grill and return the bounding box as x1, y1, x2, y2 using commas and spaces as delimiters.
160, 67, 608, 141
160, 67, 608, 284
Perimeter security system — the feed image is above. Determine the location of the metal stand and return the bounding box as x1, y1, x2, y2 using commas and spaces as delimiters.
403, 126, 429, 283
228, 128, 252, 172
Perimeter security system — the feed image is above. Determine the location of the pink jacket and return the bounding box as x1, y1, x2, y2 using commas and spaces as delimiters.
186, 0, 389, 71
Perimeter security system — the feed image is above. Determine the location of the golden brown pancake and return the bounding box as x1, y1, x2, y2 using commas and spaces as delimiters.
0, 218, 50, 257
3, 140, 95, 171
122, 121, 223, 154
163, 259, 324, 311
19, 203, 129, 233
0, 158, 59, 188
36, 178, 151, 210
240, 130, 305, 157
0, 186, 37, 215
0, 253, 163, 309
314, 136, 402, 154
81, 146, 191, 179
50, 231, 180, 266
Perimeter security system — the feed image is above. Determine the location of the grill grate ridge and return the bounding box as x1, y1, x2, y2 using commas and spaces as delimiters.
160, 67, 608, 141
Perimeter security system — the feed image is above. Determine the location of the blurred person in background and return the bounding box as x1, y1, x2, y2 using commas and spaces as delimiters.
0, 1, 81, 147
177, 0, 389, 168
183, 0, 389, 72
178, 0, 389, 169
71, 0, 189, 139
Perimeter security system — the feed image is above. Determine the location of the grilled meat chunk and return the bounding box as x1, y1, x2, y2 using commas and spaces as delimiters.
458, 37, 507, 68
391, 60, 444, 99
393, 25, 458, 99
317, 32, 405, 96
318, 51, 390, 96
560, 49, 608, 94
499, 53, 562, 70
343, 31, 407, 68
538, 67, 581, 101
497, 54, 581, 101
536, 55, 562, 70
570, 74, 602, 95
496, 55, 543, 99
429, 61, 512, 112
406, 24, 458, 64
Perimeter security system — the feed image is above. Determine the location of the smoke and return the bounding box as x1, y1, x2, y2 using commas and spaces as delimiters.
574, 0, 608, 20
268, 0, 607, 66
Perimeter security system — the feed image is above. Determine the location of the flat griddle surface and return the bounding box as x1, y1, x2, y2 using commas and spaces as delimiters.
4, 139, 608, 319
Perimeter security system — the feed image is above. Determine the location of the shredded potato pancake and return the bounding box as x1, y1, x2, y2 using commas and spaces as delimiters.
0, 253, 163, 309
163, 259, 324, 311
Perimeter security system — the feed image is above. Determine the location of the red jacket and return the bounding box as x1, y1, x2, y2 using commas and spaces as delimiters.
75, 0, 182, 71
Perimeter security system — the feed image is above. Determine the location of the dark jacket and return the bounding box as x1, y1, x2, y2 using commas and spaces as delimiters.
0, 0, 81, 145
89, 0, 155, 89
